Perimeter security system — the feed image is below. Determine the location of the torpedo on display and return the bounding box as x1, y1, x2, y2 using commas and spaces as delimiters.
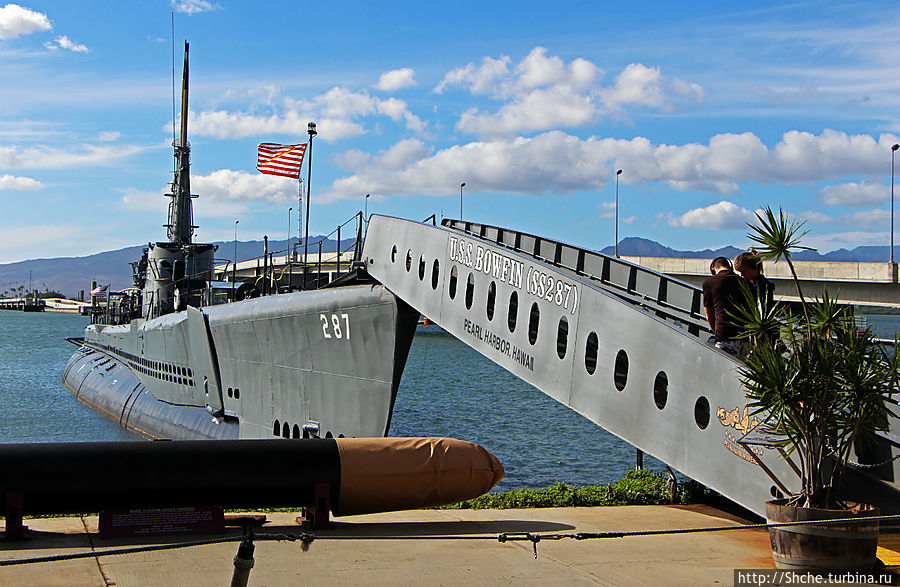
0, 437, 504, 517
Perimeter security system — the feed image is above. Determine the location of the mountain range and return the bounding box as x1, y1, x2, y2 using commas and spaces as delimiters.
1, 236, 896, 299
0, 237, 354, 299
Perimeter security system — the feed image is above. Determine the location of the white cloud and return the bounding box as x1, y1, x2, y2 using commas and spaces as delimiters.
819, 179, 889, 206
797, 210, 833, 224
0, 224, 84, 264
314, 129, 897, 204
0, 173, 42, 190
374, 68, 416, 91
602, 63, 666, 109
436, 47, 702, 137
190, 86, 425, 140
0, 4, 51, 40
44, 35, 88, 53
192, 169, 298, 205
97, 131, 121, 142
121, 169, 296, 218
0, 143, 148, 169
842, 208, 889, 228
171, 0, 219, 14
456, 86, 597, 137
434, 55, 511, 95
668, 201, 757, 230
597, 201, 616, 219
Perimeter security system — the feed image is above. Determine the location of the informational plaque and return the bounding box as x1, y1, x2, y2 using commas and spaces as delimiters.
99, 505, 225, 538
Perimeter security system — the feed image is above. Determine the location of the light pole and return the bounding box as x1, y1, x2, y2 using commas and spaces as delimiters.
303, 122, 316, 289
615, 169, 623, 258
232, 220, 239, 297
365, 193, 370, 226
892, 144, 899, 266
460, 182, 466, 220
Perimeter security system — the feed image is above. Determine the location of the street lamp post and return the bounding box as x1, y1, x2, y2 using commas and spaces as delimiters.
615, 169, 623, 258
232, 220, 239, 298
460, 182, 466, 220
892, 144, 899, 266
365, 193, 370, 227
303, 122, 317, 290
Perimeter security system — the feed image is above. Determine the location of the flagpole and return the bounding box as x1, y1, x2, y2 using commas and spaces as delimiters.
303, 122, 316, 289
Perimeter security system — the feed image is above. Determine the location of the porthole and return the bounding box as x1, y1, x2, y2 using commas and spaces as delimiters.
507, 291, 518, 333
418, 255, 426, 281
234, 388, 240, 400
556, 316, 568, 359
695, 396, 710, 429
449, 266, 458, 299
653, 371, 668, 410
391, 245, 398, 263
585, 332, 598, 375
431, 259, 440, 290
273, 420, 280, 436
282, 422, 290, 438
528, 302, 540, 345
614, 349, 628, 391
465, 273, 475, 310
486, 281, 496, 321
292, 424, 301, 439
405, 249, 412, 272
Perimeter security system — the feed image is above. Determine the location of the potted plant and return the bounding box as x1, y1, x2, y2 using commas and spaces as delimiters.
735, 207, 899, 570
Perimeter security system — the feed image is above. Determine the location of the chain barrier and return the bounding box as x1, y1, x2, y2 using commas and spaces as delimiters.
3, 513, 900, 566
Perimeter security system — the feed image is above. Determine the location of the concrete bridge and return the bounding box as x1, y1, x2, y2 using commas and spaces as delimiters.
621, 257, 900, 308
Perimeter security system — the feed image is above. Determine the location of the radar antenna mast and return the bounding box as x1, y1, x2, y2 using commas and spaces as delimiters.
166, 41, 194, 245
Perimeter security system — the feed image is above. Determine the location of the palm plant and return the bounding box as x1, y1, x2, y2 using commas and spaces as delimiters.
738, 206, 899, 509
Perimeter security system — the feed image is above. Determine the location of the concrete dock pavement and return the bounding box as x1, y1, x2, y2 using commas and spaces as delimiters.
1, 504, 894, 586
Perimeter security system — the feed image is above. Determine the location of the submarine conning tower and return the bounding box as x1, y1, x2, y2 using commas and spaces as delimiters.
140, 41, 215, 320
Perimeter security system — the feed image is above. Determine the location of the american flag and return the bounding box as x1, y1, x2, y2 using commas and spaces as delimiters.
257, 143, 307, 178
90, 284, 108, 299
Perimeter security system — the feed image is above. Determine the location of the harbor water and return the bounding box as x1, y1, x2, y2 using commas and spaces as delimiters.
2, 310, 899, 492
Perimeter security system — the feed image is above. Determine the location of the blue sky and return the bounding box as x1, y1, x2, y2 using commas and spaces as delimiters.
0, 1, 897, 263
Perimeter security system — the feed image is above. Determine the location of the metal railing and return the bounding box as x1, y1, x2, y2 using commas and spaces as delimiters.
442, 219, 712, 338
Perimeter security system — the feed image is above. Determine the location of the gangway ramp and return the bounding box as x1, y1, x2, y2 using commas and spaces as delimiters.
362, 215, 896, 517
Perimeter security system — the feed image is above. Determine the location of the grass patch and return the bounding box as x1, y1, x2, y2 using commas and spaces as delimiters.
436, 470, 711, 510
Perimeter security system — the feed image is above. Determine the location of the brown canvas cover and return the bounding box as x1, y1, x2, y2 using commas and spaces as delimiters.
333, 437, 505, 516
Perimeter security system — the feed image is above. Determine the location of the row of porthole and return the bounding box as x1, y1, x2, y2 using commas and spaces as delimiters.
272, 420, 339, 439
226, 387, 241, 400
391, 245, 713, 431
96, 343, 195, 387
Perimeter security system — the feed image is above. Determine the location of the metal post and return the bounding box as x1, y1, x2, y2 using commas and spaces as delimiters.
288, 207, 293, 292
635, 449, 644, 471
892, 144, 898, 266
233, 220, 239, 298
460, 182, 466, 220
230, 530, 255, 587
615, 169, 622, 258
317, 240, 323, 289
263, 236, 268, 296
365, 193, 370, 228
304, 122, 317, 290
337, 225, 341, 275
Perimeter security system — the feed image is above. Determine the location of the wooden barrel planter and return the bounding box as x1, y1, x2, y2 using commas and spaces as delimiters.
766, 499, 880, 570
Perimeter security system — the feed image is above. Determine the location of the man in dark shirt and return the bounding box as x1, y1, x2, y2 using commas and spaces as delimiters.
702, 257, 747, 356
